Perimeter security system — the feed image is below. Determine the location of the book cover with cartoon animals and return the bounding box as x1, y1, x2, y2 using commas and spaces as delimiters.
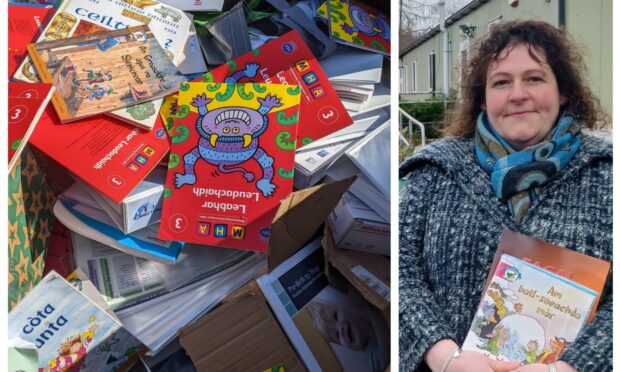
158, 82, 301, 252
462, 254, 597, 365
8, 271, 143, 372
14, 0, 205, 129
27, 25, 186, 123
324, 0, 390, 56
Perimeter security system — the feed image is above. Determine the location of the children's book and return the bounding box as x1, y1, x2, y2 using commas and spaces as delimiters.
257, 238, 390, 372
14, 0, 205, 129
8, 271, 144, 372
158, 82, 300, 252
8, 3, 54, 77
14, 0, 205, 80
27, 25, 186, 124
324, 0, 390, 56
8, 82, 54, 171
486, 229, 611, 324
198, 30, 353, 147
462, 254, 597, 365
29, 105, 170, 204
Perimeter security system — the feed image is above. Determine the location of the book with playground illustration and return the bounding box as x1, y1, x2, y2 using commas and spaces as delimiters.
27, 25, 186, 124
8, 271, 143, 371
323, 0, 390, 55
462, 254, 597, 365
197, 30, 352, 146
158, 82, 300, 252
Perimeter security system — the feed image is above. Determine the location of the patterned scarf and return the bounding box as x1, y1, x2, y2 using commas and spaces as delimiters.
474, 111, 581, 223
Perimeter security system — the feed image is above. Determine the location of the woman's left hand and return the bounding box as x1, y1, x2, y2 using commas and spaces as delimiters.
510, 362, 577, 372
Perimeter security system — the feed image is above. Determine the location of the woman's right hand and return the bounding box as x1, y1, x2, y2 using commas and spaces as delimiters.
425, 339, 521, 372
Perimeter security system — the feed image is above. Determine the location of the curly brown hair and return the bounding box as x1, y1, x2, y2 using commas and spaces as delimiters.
444, 20, 606, 138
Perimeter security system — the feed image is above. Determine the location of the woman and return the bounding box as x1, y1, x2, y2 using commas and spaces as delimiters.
399, 21, 611, 372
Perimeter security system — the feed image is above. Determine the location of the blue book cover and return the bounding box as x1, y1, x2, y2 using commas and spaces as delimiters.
8, 271, 143, 371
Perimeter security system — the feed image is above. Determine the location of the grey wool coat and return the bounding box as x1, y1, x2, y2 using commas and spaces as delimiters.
398, 134, 612, 371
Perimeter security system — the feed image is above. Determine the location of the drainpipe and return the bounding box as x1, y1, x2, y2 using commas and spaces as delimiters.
439, 0, 450, 98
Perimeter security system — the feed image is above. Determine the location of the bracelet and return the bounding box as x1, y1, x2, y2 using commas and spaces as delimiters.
548, 363, 558, 372
440, 346, 461, 372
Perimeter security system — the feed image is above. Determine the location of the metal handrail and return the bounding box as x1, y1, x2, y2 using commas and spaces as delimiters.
399, 107, 425, 147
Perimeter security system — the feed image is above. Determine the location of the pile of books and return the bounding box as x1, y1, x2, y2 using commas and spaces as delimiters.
7, 0, 392, 371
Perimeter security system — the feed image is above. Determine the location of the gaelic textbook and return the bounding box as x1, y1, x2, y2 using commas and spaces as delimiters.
28, 25, 186, 124
158, 82, 300, 252
8, 271, 143, 372
29, 106, 170, 204
16, 0, 205, 129
462, 254, 596, 365
321, 0, 390, 55
199, 30, 352, 147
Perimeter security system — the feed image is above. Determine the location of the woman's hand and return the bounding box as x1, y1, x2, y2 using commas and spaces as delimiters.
425, 339, 520, 372
510, 362, 577, 372
447, 351, 521, 372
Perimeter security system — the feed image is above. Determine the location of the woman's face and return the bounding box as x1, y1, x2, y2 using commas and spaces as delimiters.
482, 43, 565, 150
312, 301, 372, 351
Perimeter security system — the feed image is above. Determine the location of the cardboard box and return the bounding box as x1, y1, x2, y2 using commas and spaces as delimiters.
178, 177, 391, 370
178, 292, 304, 372
327, 192, 390, 256
322, 226, 390, 325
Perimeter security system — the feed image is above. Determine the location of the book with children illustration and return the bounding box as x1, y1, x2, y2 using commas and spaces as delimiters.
14, 0, 206, 79
27, 25, 186, 123
322, 0, 390, 56
8, 271, 143, 372
197, 30, 352, 147
158, 82, 300, 252
15, 0, 205, 128
462, 254, 597, 365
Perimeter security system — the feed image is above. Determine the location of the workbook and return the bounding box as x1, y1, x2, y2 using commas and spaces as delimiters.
158, 82, 300, 252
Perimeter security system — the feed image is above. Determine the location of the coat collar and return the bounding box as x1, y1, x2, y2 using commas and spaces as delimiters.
399, 134, 611, 227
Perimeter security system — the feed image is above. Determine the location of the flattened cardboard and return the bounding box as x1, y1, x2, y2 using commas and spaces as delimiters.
268, 177, 355, 270
178, 292, 304, 372
322, 226, 390, 324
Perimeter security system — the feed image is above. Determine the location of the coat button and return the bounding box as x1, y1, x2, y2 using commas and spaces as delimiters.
453, 163, 463, 171
473, 184, 485, 195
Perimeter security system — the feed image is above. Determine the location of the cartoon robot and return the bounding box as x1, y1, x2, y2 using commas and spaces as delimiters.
175, 93, 281, 197
343, 4, 390, 41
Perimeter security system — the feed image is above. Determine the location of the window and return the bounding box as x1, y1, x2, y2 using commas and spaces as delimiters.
428, 52, 436, 92
411, 60, 417, 92
400, 65, 407, 92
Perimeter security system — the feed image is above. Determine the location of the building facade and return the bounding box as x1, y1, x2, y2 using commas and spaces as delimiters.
399, 0, 612, 121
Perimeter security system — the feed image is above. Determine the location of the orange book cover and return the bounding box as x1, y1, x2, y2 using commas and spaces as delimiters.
484, 229, 610, 324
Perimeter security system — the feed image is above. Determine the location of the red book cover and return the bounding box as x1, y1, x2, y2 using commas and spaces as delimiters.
158, 82, 301, 252
8, 82, 54, 170
199, 30, 351, 147
8, 4, 54, 78
29, 109, 170, 204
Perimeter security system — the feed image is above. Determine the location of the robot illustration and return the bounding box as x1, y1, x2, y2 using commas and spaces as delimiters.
343, 4, 390, 41
175, 93, 282, 197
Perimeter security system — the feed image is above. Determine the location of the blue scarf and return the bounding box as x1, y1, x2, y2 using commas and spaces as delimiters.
474, 111, 581, 223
